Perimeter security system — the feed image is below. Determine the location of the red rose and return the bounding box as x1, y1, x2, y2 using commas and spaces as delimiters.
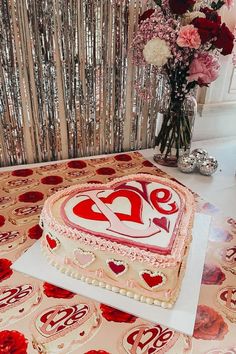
201, 264, 226, 285
192, 17, 220, 43
142, 160, 154, 167
43, 282, 75, 299
67, 160, 87, 169
0, 259, 13, 282
201, 7, 221, 24
169, 0, 195, 15
84, 351, 110, 354
28, 224, 43, 240
18, 191, 44, 203
41, 175, 63, 185
194, 305, 228, 340
96, 167, 116, 175
213, 23, 234, 55
12, 168, 33, 177
100, 304, 137, 323
114, 154, 132, 162
0, 330, 28, 354
0, 216, 5, 227
139, 9, 155, 23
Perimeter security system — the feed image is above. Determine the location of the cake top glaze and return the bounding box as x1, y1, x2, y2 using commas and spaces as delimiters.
41, 174, 194, 262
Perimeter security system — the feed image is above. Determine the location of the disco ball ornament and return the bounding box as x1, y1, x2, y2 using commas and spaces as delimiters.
191, 148, 208, 168
199, 156, 218, 176
177, 154, 197, 173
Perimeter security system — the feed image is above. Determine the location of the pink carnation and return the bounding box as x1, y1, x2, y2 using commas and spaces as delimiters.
177, 25, 201, 49
224, 0, 234, 9
188, 52, 220, 85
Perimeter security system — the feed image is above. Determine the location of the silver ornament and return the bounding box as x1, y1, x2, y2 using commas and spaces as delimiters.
177, 154, 197, 173
191, 148, 208, 168
199, 156, 218, 176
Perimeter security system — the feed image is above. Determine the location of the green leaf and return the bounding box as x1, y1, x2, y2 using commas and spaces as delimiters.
211, 0, 225, 10
154, 0, 162, 7
211, 1, 217, 9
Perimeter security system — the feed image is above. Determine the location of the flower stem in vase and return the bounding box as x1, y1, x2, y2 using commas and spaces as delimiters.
154, 95, 196, 167
132, 0, 234, 167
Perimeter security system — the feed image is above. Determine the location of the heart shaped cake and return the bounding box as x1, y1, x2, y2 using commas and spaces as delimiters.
40, 174, 194, 308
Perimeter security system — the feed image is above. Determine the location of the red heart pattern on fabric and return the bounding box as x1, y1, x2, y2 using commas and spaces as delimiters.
140, 270, 166, 289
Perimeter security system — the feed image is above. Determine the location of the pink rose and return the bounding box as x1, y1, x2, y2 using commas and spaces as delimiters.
224, 0, 234, 9
177, 25, 201, 49
188, 52, 220, 85
201, 264, 226, 285
194, 305, 228, 340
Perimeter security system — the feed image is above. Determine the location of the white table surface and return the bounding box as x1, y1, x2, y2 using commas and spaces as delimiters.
1, 136, 236, 219
142, 136, 236, 219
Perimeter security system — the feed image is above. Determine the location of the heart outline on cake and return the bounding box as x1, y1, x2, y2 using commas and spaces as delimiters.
107, 259, 128, 276
73, 248, 96, 268
140, 270, 166, 289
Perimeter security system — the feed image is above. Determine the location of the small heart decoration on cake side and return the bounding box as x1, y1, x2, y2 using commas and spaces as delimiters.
46, 234, 60, 250
107, 259, 128, 276
73, 248, 96, 268
140, 270, 166, 289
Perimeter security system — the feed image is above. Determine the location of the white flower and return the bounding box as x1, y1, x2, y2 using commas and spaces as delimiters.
143, 38, 172, 67
182, 11, 206, 25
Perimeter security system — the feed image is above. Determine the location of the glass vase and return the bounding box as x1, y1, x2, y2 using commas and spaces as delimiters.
154, 94, 197, 167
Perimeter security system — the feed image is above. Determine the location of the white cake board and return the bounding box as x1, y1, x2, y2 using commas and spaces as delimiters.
12, 213, 210, 336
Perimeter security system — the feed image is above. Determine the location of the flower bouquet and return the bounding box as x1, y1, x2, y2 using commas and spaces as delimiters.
132, 0, 234, 166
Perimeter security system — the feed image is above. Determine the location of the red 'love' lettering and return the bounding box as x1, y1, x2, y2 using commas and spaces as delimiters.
220, 288, 236, 307
0, 231, 19, 243
150, 188, 178, 215
38, 304, 89, 337
125, 325, 176, 354
0, 285, 33, 310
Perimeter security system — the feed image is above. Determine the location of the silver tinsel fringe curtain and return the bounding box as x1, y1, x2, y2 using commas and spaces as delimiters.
0, 0, 160, 167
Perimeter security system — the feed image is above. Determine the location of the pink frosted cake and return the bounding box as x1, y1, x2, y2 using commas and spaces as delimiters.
40, 174, 194, 308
